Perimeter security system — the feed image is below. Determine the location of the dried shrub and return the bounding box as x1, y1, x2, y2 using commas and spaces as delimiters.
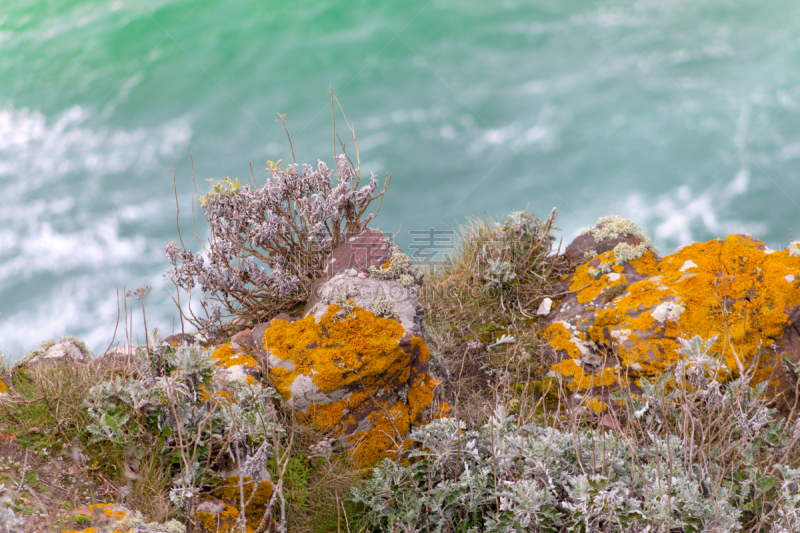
166, 155, 390, 335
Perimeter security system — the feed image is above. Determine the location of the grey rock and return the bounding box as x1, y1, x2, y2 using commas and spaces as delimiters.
162, 333, 201, 346
91, 346, 139, 374
26, 341, 86, 366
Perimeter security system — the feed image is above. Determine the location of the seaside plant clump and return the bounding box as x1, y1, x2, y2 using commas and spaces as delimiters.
352, 406, 744, 532
352, 384, 800, 533
421, 208, 562, 341
83, 331, 286, 528
419, 208, 567, 425
0, 485, 25, 533
166, 155, 390, 337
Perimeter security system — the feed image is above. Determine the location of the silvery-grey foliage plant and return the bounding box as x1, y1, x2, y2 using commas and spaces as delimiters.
352, 337, 800, 532
84, 331, 282, 519
166, 155, 389, 336
352, 403, 800, 533
0, 485, 24, 533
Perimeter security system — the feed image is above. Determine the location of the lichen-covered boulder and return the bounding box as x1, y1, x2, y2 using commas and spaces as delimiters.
260, 229, 449, 465
210, 343, 261, 385
542, 217, 800, 413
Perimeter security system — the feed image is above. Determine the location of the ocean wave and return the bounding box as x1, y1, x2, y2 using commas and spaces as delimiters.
0, 102, 192, 358
620, 168, 767, 252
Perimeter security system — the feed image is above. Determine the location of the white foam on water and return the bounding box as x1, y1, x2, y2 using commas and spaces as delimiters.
0, 104, 191, 196
470, 105, 558, 153
0, 215, 145, 285
0, 102, 192, 358
0, 271, 182, 361
620, 167, 767, 250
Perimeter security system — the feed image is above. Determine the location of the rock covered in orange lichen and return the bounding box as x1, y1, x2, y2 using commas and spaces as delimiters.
256, 229, 449, 466
264, 305, 447, 466
544, 216, 800, 413
210, 342, 261, 385
194, 497, 240, 533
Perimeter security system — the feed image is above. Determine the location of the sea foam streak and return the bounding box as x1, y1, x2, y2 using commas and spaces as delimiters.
0, 102, 192, 359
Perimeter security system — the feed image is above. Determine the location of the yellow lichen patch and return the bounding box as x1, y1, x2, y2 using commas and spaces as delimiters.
62, 503, 129, 533
197, 506, 238, 533
264, 306, 438, 466
300, 374, 434, 467
72, 503, 128, 520
212, 476, 273, 533
349, 400, 413, 466
407, 372, 436, 416
196, 502, 240, 533
570, 250, 659, 304
434, 399, 452, 419
540, 323, 583, 359
553, 359, 616, 391
102, 505, 128, 520
264, 306, 409, 395
585, 398, 608, 413
548, 235, 800, 395
301, 396, 350, 433
569, 252, 614, 303
212, 344, 257, 369
0, 376, 7, 395
627, 251, 661, 277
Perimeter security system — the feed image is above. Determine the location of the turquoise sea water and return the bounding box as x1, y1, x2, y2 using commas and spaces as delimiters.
2, 0, 800, 358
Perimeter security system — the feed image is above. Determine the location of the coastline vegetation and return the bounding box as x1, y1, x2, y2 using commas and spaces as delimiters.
0, 122, 798, 532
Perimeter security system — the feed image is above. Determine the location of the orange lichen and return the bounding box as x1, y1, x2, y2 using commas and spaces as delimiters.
212, 344, 257, 369
196, 502, 240, 533
553, 359, 616, 391
434, 400, 452, 419
569, 250, 659, 304
407, 373, 436, 416
585, 398, 608, 413
0, 376, 7, 394
546, 235, 800, 395
540, 323, 583, 359
264, 306, 409, 395
348, 400, 413, 465
211, 476, 273, 533
201, 343, 262, 402
263, 306, 438, 466
72, 503, 128, 520
62, 504, 129, 533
